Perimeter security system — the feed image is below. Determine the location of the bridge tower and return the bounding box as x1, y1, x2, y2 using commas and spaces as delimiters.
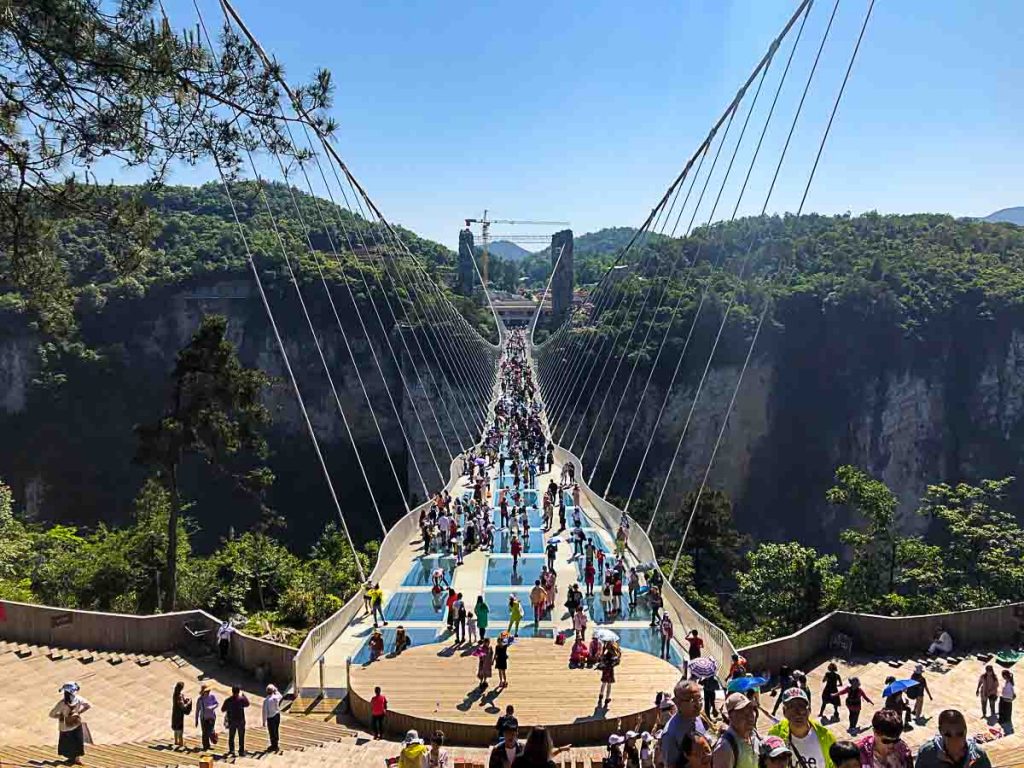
457, 227, 476, 296
550, 229, 574, 326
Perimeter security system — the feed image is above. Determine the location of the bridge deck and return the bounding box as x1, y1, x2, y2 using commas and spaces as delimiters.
348, 638, 679, 746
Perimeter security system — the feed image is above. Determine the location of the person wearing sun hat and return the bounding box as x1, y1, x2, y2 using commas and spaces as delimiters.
758, 735, 793, 768
768, 686, 837, 768
712, 692, 760, 768
398, 729, 428, 768
49, 682, 91, 765
605, 733, 626, 767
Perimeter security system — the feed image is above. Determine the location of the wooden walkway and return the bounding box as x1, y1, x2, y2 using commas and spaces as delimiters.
348, 638, 681, 746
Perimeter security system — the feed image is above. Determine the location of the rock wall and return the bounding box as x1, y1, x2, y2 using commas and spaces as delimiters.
0, 275, 478, 551
577, 321, 1024, 551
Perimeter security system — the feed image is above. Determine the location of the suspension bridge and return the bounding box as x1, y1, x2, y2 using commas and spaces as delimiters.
31, 0, 1024, 764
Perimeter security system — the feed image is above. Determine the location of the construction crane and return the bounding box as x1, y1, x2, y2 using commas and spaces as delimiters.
464, 210, 569, 285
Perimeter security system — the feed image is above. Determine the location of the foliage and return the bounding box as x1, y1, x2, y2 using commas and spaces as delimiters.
919, 478, 1024, 605
135, 313, 272, 608
732, 541, 842, 645
0, 0, 336, 338
0, 476, 373, 644
827, 465, 904, 611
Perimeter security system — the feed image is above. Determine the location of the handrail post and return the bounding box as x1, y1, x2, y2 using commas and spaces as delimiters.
318, 655, 326, 700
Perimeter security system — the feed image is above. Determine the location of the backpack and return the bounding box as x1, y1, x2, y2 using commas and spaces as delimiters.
721, 730, 760, 768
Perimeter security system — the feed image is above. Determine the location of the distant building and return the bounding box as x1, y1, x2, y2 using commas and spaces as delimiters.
491, 293, 551, 328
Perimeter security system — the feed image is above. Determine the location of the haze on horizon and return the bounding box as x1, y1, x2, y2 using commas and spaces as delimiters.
146, 0, 1023, 250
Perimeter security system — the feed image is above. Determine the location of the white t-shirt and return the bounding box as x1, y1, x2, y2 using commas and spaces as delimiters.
789, 730, 826, 768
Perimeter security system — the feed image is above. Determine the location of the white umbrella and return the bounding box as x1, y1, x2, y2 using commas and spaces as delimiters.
593, 629, 620, 643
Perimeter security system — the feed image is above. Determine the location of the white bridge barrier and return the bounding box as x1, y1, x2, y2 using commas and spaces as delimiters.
551, 445, 738, 677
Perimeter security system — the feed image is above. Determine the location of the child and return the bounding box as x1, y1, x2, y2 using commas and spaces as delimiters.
467, 612, 478, 645
570, 637, 589, 668
828, 741, 861, 768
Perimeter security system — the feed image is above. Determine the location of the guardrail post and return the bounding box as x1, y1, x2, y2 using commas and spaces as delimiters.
318, 655, 326, 700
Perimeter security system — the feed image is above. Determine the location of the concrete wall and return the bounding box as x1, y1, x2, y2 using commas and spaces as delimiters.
740, 603, 1024, 672
0, 601, 296, 686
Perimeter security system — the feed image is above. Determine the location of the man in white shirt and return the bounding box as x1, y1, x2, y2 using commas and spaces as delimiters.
261, 684, 282, 752
216, 621, 235, 665
768, 687, 837, 768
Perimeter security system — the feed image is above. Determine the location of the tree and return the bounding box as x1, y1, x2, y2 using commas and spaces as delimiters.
135, 314, 271, 609
1, 0, 335, 337
919, 477, 1024, 604
733, 541, 841, 643
646, 488, 747, 595
827, 465, 906, 611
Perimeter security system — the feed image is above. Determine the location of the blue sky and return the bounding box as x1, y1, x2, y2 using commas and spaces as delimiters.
158, 0, 1024, 249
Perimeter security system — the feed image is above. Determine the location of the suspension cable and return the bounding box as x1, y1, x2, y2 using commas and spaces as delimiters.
670, 0, 874, 580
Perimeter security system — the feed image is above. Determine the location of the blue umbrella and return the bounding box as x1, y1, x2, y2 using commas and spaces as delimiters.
727, 676, 768, 693
883, 679, 919, 698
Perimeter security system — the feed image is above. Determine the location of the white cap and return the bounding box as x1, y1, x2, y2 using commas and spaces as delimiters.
608, 734, 625, 746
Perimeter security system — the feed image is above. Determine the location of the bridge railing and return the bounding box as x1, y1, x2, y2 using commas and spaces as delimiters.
551, 445, 738, 677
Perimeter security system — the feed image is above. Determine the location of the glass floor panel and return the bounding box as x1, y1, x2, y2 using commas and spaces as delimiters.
382, 590, 448, 622
581, 593, 655, 623
613, 627, 684, 665
401, 555, 459, 587
490, 507, 544, 528
486, 555, 546, 587
351, 627, 440, 665
493, 529, 545, 554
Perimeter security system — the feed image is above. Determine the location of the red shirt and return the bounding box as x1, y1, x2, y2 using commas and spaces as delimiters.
687, 636, 704, 655
370, 695, 387, 717
584, 564, 596, 583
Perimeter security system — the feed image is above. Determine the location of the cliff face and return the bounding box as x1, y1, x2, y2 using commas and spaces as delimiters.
0, 276, 470, 551
588, 315, 1024, 549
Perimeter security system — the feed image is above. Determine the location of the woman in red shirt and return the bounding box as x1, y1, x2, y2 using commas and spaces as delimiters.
369, 686, 387, 740
686, 629, 704, 660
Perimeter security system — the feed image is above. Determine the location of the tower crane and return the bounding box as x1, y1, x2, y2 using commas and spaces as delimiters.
464, 210, 569, 285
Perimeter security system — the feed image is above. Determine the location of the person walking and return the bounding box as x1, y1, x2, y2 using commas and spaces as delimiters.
628, 568, 640, 609
999, 670, 1015, 727
597, 641, 621, 708
477, 638, 495, 690
221, 685, 249, 756
659, 613, 674, 661
370, 686, 388, 740
50, 682, 91, 766
370, 583, 388, 627
511, 535, 523, 572
455, 593, 468, 644
171, 681, 190, 748
496, 633, 510, 689
476, 595, 490, 638
977, 665, 999, 719
507, 595, 524, 637
262, 684, 282, 753
530, 580, 548, 624
216, 620, 235, 665
819, 662, 843, 722
837, 677, 873, 733
685, 629, 704, 661
884, 675, 912, 730
572, 605, 588, 641
584, 561, 596, 597
908, 664, 933, 725
195, 683, 219, 751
